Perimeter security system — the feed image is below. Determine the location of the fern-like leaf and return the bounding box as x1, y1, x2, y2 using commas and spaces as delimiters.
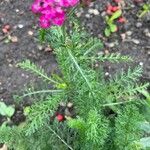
85, 53, 133, 63
18, 60, 59, 84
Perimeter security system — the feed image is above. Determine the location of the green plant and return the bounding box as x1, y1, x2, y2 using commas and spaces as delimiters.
104, 9, 122, 37
138, 3, 150, 18
0, 19, 149, 150
0, 102, 15, 118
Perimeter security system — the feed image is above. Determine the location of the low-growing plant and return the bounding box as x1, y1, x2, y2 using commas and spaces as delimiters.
104, 9, 122, 37
0, 1, 149, 150
138, 3, 150, 18
0, 102, 15, 118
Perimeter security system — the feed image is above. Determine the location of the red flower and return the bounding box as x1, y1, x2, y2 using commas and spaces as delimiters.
56, 114, 65, 122
118, 17, 126, 23
107, 4, 113, 11
112, 6, 120, 12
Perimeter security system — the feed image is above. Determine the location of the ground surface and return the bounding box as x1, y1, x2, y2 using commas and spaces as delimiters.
0, 0, 150, 105
0, 0, 57, 104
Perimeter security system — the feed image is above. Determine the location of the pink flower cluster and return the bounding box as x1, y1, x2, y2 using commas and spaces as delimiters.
31, 0, 79, 28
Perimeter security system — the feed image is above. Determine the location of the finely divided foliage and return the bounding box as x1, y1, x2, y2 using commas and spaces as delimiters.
0, 21, 149, 150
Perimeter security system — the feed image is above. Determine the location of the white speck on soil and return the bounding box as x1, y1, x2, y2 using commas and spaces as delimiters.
28, 31, 34, 36
132, 39, 140, 45
85, 14, 91, 18
105, 72, 109, 76
139, 62, 144, 66
136, 22, 142, 28
76, 12, 82, 17
18, 24, 24, 29
88, 9, 99, 15
107, 43, 115, 48
15, 9, 19, 13
126, 31, 132, 36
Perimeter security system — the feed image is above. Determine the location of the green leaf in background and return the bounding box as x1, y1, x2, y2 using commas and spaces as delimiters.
104, 28, 111, 37
139, 89, 150, 102
109, 24, 117, 33
0, 102, 15, 117
140, 137, 150, 148
143, 4, 150, 11
110, 10, 122, 21
140, 122, 150, 134
39, 28, 46, 42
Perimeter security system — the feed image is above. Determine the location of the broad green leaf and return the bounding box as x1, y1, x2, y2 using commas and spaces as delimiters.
0, 102, 15, 117
143, 4, 150, 10
6, 106, 15, 117
104, 28, 111, 37
110, 10, 122, 21
0, 102, 7, 116
140, 137, 150, 148
109, 24, 117, 32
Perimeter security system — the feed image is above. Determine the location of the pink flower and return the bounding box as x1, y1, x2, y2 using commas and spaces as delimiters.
31, 0, 43, 13
52, 7, 65, 26
44, 0, 55, 5
39, 15, 51, 28
31, 0, 79, 28
41, 6, 55, 18
58, 0, 79, 7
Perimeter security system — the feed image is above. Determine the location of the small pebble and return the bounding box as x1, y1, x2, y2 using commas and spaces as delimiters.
101, 11, 106, 17
136, 22, 142, 28
38, 45, 43, 51
126, 31, 132, 36
21, 73, 25, 77
139, 62, 143, 66
85, 14, 90, 18
45, 47, 53, 52
67, 102, 73, 108
8, 64, 13, 67
105, 50, 109, 54
120, 33, 126, 41
93, 9, 100, 15
28, 30, 34, 36
132, 39, 140, 44
15, 9, 19, 13
76, 12, 82, 17
11, 36, 18, 43
18, 24, 24, 29
145, 32, 150, 37
105, 72, 109, 76
95, 63, 99, 67
143, 28, 149, 33
107, 43, 115, 48
88, 9, 99, 15
143, 29, 150, 37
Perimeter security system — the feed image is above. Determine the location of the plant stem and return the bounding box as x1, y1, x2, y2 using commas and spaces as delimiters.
102, 100, 135, 107
19, 90, 63, 98
48, 126, 74, 150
